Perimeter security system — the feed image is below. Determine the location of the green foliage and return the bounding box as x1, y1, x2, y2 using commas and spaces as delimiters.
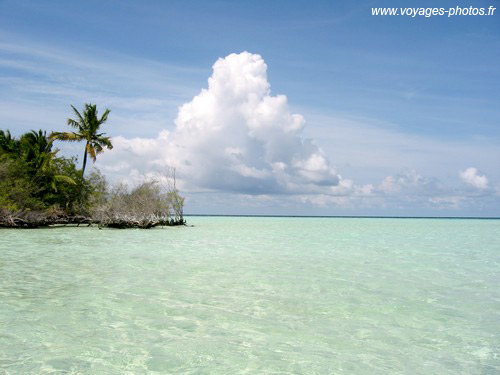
1, 124, 184, 227
50, 103, 113, 175
0, 130, 20, 154
0, 155, 44, 211
0, 129, 88, 213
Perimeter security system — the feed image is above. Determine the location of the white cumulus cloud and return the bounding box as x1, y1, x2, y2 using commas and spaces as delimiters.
100, 52, 340, 194
459, 167, 488, 189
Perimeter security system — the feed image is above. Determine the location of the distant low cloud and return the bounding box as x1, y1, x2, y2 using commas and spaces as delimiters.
377, 170, 464, 210
378, 170, 439, 195
102, 52, 340, 194
428, 196, 464, 209
459, 167, 488, 189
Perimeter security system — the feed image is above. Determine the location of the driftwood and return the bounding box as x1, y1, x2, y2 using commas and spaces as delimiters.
100, 216, 186, 229
0, 209, 185, 229
0, 210, 91, 228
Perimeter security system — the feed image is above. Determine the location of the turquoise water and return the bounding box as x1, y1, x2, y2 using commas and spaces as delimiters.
0, 217, 499, 374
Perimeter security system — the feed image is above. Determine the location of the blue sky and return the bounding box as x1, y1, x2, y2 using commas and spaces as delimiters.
1, 0, 499, 216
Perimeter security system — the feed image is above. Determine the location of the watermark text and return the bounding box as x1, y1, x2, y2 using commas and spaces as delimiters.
372, 6, 496, 17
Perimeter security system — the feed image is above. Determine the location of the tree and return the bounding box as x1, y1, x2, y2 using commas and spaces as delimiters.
0, 130, 19, 155
19, 130, 53, 171
20, 130, 78, 203
50, 103, 113, 175
0, 129, 77, 211
0, 155, 42, 211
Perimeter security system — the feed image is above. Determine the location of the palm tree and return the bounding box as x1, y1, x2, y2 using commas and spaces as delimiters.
0, 130, 19, 154
50, 103, 113, 175
20, 130, 76, 193
20, 130, 53, 170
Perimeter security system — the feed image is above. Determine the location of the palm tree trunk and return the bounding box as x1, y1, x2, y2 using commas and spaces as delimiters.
82, 142, 88, 175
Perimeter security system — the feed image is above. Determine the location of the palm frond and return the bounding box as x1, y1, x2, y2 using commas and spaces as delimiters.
67, 118, 83, 130
54, 175, 77, 185
84, 104, 97, 129
50, 132, 83, 142
0, 130, 12, 141
99, 108, 111, 124
97, 136, 113, 149
93, 143, 104, 155
71, 105, 85, 125
87, 143, 97, 162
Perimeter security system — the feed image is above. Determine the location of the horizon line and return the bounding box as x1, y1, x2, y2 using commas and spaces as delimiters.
184, 214, 500, 220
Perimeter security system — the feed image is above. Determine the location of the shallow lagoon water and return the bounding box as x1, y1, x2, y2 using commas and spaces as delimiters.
0, 217, 499, 374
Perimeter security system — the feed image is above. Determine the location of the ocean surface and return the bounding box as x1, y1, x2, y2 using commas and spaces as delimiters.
0, 217, 499, 374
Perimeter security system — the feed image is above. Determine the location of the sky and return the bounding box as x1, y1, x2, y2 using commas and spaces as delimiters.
0, 0, 499, 216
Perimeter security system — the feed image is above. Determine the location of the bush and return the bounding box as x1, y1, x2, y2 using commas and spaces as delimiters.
91, 178, 185, 228
0, 155, 45, 211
